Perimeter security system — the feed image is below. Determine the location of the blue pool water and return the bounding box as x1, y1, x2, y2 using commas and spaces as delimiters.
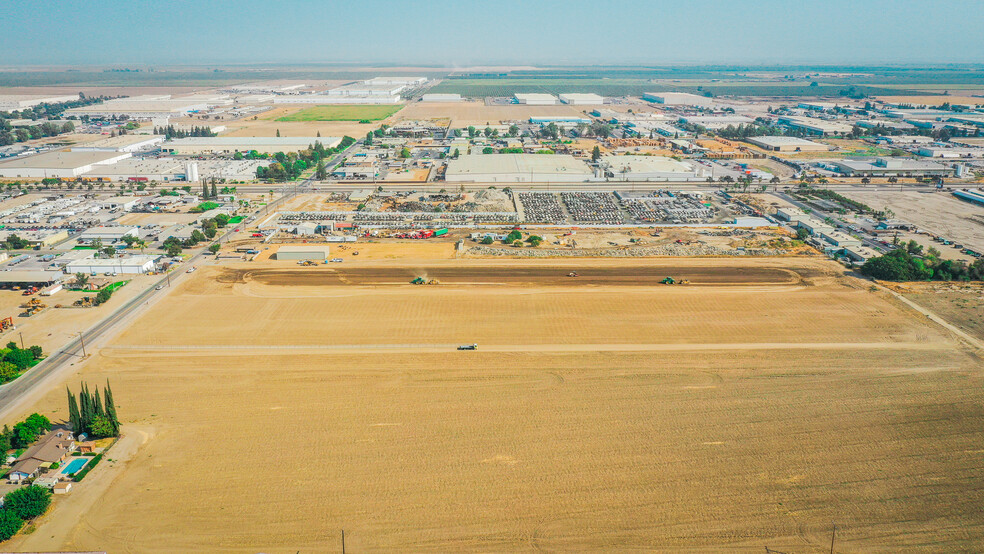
60, 457, 89, 474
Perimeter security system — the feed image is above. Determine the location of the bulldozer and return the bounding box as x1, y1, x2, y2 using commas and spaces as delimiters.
21, 298, 45, 309
297, 260, 317, 266
410, 277, 439, 285
661, 277, 676, 285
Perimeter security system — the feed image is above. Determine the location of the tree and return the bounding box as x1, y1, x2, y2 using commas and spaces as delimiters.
89, 415, 115, 438
276, 129, 281, 137
165, 243, 182, 257
208, 243, 220, 254
526, 235, 542, 247
0, 510, 24, 542
591, 146, 601, 162
508, 124, 519, 137
482, 146, 495, 154
104, 380, 119, 435
365, 131, 373, 146
74, 272, 89, 288
796, 227, 809, 240
315, 160, 327, 180
95, 288, 113, 305
480, 236, 494, 245
3, 485, 52, 520
505, 230, 522, 243
399, 147, 410, 159
68, 387, 81, 434
512, 240, 524, 248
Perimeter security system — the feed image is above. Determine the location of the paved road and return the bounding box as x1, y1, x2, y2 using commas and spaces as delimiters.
775, 191, 890, 252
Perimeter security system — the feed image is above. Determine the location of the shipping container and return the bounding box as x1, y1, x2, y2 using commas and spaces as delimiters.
433, 228, 449, 237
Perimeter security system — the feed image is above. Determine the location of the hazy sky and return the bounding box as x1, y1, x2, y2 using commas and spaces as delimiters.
3, 0, 983, 66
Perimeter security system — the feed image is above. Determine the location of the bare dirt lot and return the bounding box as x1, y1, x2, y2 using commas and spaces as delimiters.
844, 189, 984, 251
6, 255, 984, 552
398, 101, 589, 126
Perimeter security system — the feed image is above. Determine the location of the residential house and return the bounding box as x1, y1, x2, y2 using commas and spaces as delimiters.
7, 428, 76, 483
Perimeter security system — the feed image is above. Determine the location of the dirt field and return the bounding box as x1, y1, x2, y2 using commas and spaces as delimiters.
398, 101, 590, 126
843, 190, 984, 251
207, 106, 384, 139
5, 253, 984, 552
899, 282, 984, 341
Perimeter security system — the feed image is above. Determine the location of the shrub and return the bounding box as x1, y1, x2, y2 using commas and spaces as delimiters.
2, 485, 51, 520
83, 452, 96, 457
74, 453, 103, 481
49, 462, 59, 470
0, 510, 24, 542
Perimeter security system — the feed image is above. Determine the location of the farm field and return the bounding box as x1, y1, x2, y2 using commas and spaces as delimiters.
7, 255, 984, 552
398, 100, 586, 126
274, 104, 404, 122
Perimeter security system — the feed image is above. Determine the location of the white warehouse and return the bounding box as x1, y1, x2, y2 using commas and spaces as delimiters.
559, 93, 604, 105
514, 93, 558, 105
66, 255, 157, 275
0, 150, 131, 179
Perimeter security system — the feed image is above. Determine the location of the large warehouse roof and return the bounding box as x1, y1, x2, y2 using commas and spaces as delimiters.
0, 270, 64, 284
0, 150, 129, 170
446, 154, 592, 182
163, 136, 342, 153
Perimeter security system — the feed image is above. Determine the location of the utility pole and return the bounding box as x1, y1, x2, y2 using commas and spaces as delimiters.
830, 522, 836, 554
79, 332, 87, 358
341, 529, 345, 554
18, 331, 24, 349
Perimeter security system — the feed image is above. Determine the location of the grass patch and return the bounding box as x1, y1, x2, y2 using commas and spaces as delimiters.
105, 280, 130, 293
276, 105, 402, 122
227, 216, 244, 224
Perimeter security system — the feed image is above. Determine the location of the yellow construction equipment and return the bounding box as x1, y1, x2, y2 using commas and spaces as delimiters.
0, 316, 14, 331
74, 296, 93, 308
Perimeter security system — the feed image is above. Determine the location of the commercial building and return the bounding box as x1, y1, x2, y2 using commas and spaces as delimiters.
445, 154, 593, 183
746, 136, 829, 152
71, 135, 165, 153
84, 158, 266, 182
0, 271, 64, 288
774, 207, 812, 223
161, 136, 340, 155
273, 95, 400, 104
76, 226, 139, 244
0, 229, 70, 248
328, 83, 406, 97
0, 150, 131, 179
678, 115, 754, 130
777, 116, 853, 136
559, 93, 604, 105
642, 92, 715, 107
829, 157, 957, 177
599, 155, 709, 181
64, 98, 212, 120
514, 94, 558, 105
275, 245, 330, 260
917, 147, 983, 158
421, 94, 463, 102
0, 94, 80, 110
953, 189, 984, 207
363, 77, 426, 87
529, 116, 592, 125
821, 231, 862, 248
798, 218, 835, 236
66, 254, 157, 275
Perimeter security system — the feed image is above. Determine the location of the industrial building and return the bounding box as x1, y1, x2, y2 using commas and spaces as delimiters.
0, 229, 69, 248
445, 154, 593, 183
514, 94, 558, 105
599, 155, 709, 181
71, 135, 164, 153
774, 207, 812, 223
830, 158, 957, 177
161, 136, 341, 155
64, 98, 213, 120
529, 116, 592, 125
559, 93, 604, 105
275, 244, 330, 260
0, 270, 63, 287
642, 92, 715, 107
363, 77, 426, 87
84, 158, 266, 182
917, 147, 983, 159
678, 115, 754, 130
75, 226, 139, 244
777, 116, 854, 136
821, 231, 862, 248
0, 150, 132, 179
0, 94, 80, 110
421, 94, 463, 102
66, 254, 157, 275
273, 95, 401, 104
952, 189, 984, 207
746, 136, 829, 152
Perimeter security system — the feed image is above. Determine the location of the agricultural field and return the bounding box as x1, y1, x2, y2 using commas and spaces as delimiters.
7, 255, 984, 552
274, 104, 403, 122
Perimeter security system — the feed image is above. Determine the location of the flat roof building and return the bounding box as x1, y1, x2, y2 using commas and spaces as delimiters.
830, 157, 957, 177
777, 116, 854, 136
643, 92, 715, 107
363, 77, 427, 86
0, 94, 80, 110
559, 93, 604, 105
0, 150, 131, 179
275, 245, 330, 260
678, 115, 754, 130
774, 207, 812, 222
421, 94, 462, 102
76, 226, 139, 243
65, 99, 212, 119
514, 94, 558, 105
161, 136, 341, 155
746, 136, 829, 152
71, 135, 164, 153
66, 255, 157, 275
273, 95, 401, 104
599, 155, 709, 181
446, 154, 592, 183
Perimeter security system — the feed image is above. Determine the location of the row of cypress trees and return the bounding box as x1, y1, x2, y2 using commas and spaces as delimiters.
67, 382, 119, 438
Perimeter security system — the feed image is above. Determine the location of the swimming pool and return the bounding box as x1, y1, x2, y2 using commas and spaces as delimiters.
60, 457, 89, 475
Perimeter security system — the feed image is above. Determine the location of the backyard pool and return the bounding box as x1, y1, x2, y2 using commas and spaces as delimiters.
61, 457, 89, 475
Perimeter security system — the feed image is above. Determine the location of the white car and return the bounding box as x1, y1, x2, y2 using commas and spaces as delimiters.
155, 285, 164, 290
330, 258, 344, 263
186, 266, 197, 273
